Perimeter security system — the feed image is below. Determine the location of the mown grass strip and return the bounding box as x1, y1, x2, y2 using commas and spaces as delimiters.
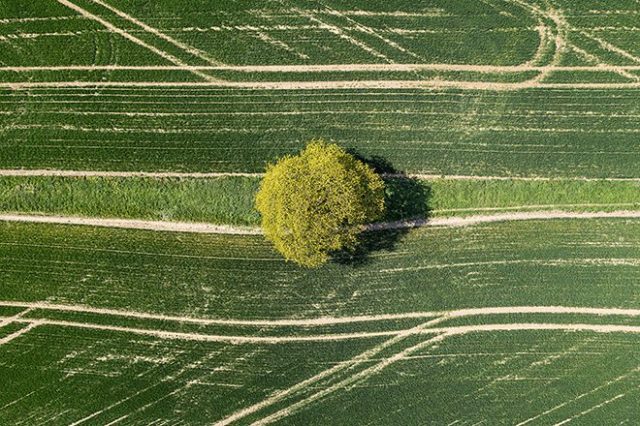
0, 176, 637, 226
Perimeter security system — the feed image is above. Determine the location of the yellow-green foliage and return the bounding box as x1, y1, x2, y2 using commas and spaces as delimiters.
256, 140, 385, 267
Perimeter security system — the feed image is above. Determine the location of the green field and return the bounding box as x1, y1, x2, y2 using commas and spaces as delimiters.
1, 219, 640, 423
1, 0, 639, 424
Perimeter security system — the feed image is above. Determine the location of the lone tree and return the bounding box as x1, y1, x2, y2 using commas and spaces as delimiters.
256, 140, 385, 267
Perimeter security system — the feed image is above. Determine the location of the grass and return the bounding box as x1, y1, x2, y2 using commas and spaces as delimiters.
1, 176, 637, 225
0, 176, 261, 225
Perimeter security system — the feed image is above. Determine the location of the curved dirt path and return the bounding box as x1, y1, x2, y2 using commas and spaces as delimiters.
3, 301, 640, 328
1, 211, 639, 235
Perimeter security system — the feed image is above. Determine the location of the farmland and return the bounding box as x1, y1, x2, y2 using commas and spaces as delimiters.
1, 0, 640, 424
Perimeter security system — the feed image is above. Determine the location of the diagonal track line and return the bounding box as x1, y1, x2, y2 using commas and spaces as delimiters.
215, 315, 450, 425
54, 0, 218, 82
85, 0, 224, 66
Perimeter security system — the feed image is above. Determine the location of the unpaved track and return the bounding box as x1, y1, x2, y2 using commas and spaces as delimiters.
4, 64, 640, 73
1, 211, 639, 235
0, 214, 262, 234
366, 210, 640, 231
2, 169, 640, 182
3, 301, 640, 328
0, 169, 263, 178
4, 80, 640, 90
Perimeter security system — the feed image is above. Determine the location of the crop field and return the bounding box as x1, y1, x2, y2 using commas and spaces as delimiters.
1, 0, 639, 424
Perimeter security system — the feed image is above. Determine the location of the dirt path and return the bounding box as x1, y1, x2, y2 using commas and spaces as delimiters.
4, 64, 640, 73
1, 169, 639, 182
0, 169, 263, 178
2, 301, 639, 329
365, 210, 640, 231
0, 214, 262, 234
5, 79, 640, 90
1, 211, 639, 235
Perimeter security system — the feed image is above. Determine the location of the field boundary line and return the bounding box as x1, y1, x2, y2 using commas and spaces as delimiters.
1, 169, 639, 182
1, 211, 640, 234
3, 301, 640, 329
0, 301, 443, 327
0, 214, 262, 235
54, 0, 217, 82
3, 65, 640, 73
85, 0, 224, 66
0, 169, 263, 178
5, 79, 640, 90
365, 210, 640, 231
3, 317, 399, 343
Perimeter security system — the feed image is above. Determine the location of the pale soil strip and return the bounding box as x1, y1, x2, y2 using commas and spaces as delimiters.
379, 258, 640, 274
397, 173, 640, 182
0, 301, 441, 327
5, 80, 640, 90
553, 393, 628, 426
0, 214, 261, 235
4, 64, 640, 72
516, 367, 640, 426
0, 307, 33, 329
54, 0, 216, 82
0, 169, 263, 178
433, 203, 640, 213
253, 323, 640, 424
577, 30, 640, 64
251, 333, 451, 425
86, 0, 223, 65
2, 211, 640, 235
249, 29, 309, 60
1, 169, 639, 182
215, 316, 451, 426
5, 317, 398, 343
321, 6, 424, 61
292, 8, 391, 63
365, 210, 640, 232
3, 302, 640, 329
0, 16, 82, 24
506, 0, 564, 83
0, 322, 40, 346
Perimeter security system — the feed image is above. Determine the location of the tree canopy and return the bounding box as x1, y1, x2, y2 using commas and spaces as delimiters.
255, 140, 385, 267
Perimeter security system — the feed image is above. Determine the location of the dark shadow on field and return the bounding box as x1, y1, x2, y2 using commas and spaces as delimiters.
333, 152, 432, 266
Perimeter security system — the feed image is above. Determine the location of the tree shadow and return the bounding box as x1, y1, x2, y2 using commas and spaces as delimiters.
333, 152, 432, 266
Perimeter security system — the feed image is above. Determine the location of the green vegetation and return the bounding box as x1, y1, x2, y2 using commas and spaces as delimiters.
3, 218, 638, 318
256, 141, 385, 267
0, 176, 260, 225
3, 0, 640, 423
2, 218, 639, 423
2, 88, 639, 177
1, 176, 637, 226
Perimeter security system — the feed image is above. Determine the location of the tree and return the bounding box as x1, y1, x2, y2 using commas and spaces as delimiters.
255, 140, 385, 267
